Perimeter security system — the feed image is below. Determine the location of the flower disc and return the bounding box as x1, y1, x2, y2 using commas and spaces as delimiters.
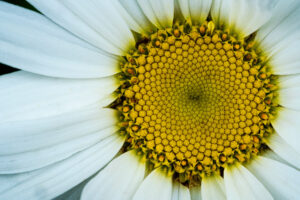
113, 21, 278, 184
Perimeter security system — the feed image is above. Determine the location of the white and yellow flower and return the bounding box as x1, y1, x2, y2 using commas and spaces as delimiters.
0, 0, 300, 199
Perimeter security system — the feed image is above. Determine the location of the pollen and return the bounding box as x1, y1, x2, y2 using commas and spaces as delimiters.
114, 21, 278, 185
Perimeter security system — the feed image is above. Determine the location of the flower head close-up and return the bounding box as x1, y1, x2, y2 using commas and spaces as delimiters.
1, 0, 300, 199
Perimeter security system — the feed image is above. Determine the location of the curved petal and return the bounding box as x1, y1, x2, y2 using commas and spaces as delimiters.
190, 186, 201, 200
0, 126, 117, 174
81, 151, 145, 200
278, 74, 300, 88
262, 150, 293, 168
28, 0, 135, 55
117, 0, 155, 34
178, 0, 212, 25
247, 156, 300, 200
171, 182, 191, 200
137, 0, 174, 29
132, 167, 173, 200
54, 180, 86, 200
256, 0, 300, 57
278, 74, 300, 109
266, 133, 300, 170
211, 0, 276, 38
0, 104, 118, 155
0, 71, 118, 122
224, 163, 273, 200
0, 135, 124, 200
269, 40, 300, 75
201, 175, 226, 200
0, 2, 119, 78
271, 107, 300, 154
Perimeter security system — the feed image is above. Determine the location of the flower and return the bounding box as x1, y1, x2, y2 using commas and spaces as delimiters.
0, 0, 300, 199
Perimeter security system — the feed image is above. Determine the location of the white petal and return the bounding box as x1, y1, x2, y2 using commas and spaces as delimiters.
256, 0, 300, 57
266, 133, 300, 169
137, 0, 174, 29
278, 74, 300, 89
0, 126, 117, 174
61, 0, 135, 51
263, 149, 296, 169
0, 104, 118, 155
81, 150, 145, 200
256, 0, 300, 41
279, 87, 300, 110
112, 0, 146, 34
132, 167, 173, 200
271, 107, 300, 154
54, 180, 87, 200
247, 156, 300, 199
174, 0, 184, 21
269, 40, 300, 75
118, 0, 155, 34
0, 135, 124, 200
177, 0, 190, 21
201, 175, 226, 200
0, 2, 119, 78
28, 0, 135, 55
190, 186, 201, 200
0, 71, 118, 122
171, 182, 191, 200
178, 0, 212, 25
277, 74, 300, 109
211, 0, 276, 38
224, 163, 273, 200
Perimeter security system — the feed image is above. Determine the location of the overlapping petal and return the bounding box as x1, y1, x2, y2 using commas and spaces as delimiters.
0, 135, 124, 200
0, 126, 117, 174
190, 186, 202, 200
171, 182, 191, 200
81, 151, 145, 200
278, 75, 300, 110
0, 2, 120, 78
266, 133, 300, 169
224, 163, 272, 200
117, 0, 155, 34
247, 156, 300, 199
27, 0, 135, 55
178, 0, 212, 25
132, 168, 173, 200
256, 0, 300, 75
0, 71, 118, 122
211, 0, 276, 38
0, 104, 117, 155
137, 0, 174, 29
201, 175, 225, 200
271, 108, 300, 154
256, 0, 300, 55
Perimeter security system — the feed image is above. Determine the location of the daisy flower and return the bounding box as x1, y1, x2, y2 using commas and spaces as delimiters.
1, 0, 300, 199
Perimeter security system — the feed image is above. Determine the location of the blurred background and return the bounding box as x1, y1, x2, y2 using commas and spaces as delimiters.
0, 0, 38, 75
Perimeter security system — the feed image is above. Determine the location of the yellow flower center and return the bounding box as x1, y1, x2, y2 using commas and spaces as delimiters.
113, 21, 278, 184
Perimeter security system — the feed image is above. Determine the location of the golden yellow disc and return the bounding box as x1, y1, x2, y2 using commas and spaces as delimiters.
113, 21, 278, 184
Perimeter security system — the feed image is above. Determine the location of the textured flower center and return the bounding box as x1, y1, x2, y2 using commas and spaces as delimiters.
113, 21, 278, 184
